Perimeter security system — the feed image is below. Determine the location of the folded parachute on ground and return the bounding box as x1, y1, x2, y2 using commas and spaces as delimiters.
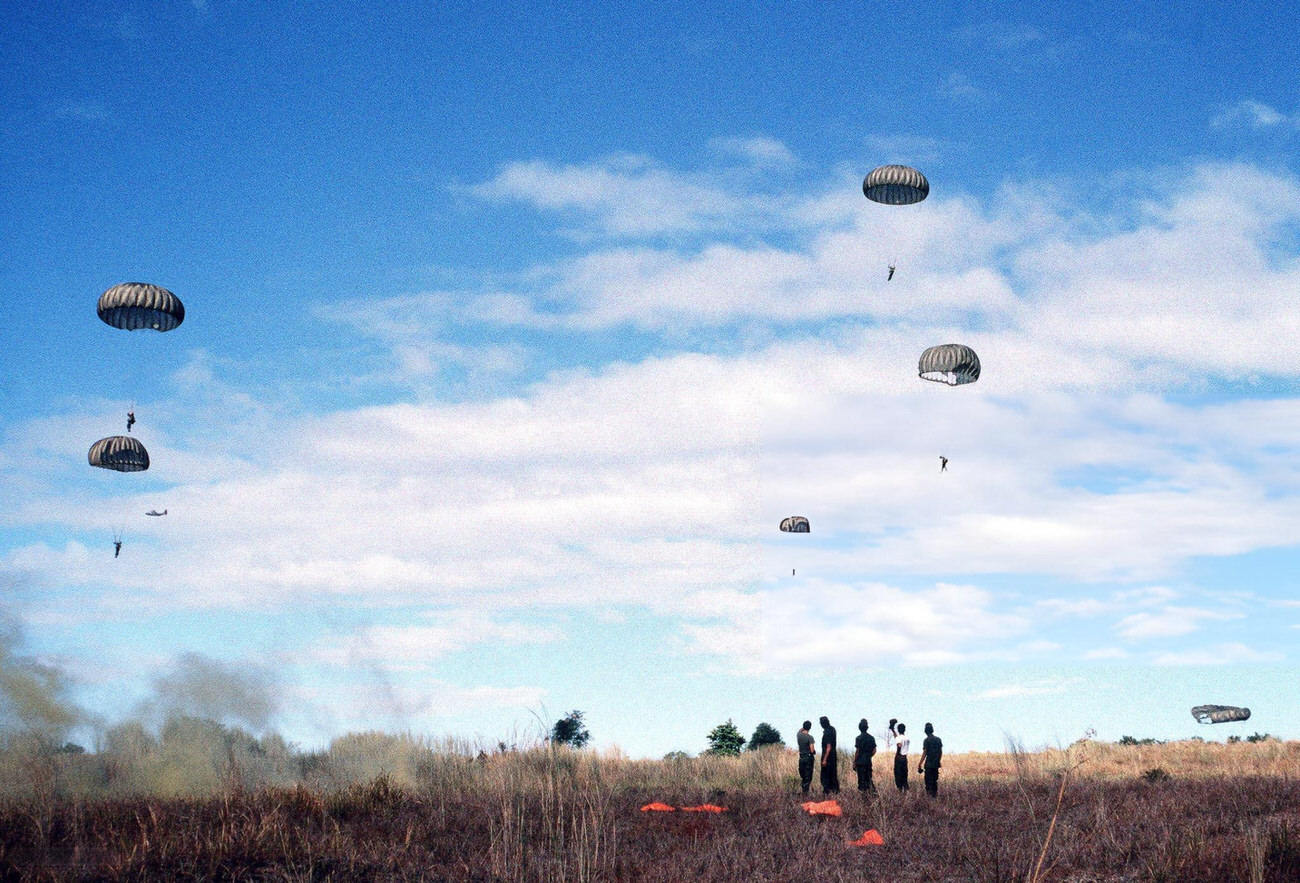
98, 283, 185, 332
1191, 705, 1251, 724
780, 516, 810, 533
848, 829, 885, 847
681, 804, 728, 813
802, 800, 842, 817
863, 165, 929, 205
640, 802, 675, 812
88, 435, 150, 472
919, 344, 981, 386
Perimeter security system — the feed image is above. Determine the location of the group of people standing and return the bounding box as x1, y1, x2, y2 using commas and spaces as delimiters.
796, 717, 943, 798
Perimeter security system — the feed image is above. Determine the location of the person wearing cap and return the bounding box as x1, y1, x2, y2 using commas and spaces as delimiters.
853, 718, 877, 793
918, 722, 943, 798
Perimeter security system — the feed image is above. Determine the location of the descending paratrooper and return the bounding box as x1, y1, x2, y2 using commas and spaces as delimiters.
863, 164, 929, 279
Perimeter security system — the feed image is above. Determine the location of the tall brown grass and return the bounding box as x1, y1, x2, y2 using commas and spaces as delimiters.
3, 730, 1299, 880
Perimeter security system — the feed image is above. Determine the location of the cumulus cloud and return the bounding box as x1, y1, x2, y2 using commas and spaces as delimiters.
469, 154, 790, 238
5, 149, 1300, 687
758, 580, 1027, 667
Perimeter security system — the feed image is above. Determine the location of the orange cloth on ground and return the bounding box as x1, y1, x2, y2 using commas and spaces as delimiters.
801, 800, 842, 816
848, 829, 885, 846
681, 804, 728, 813
640, 802, 676, 812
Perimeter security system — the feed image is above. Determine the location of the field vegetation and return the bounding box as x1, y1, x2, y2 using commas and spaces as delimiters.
1, 725, 1298, 881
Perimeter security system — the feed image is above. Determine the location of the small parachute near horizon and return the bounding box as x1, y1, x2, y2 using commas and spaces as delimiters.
780, 516, 810, 533
863, 165, 929, 206
1192, 705, 1251, 725
97, 283, 185, 332
88, 435, 150, 472
919, 344, 981, 386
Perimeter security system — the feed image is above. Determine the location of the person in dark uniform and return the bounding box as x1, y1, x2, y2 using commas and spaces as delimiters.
819, 716, 839, 794
918, 722, 943, 798
796, 720, 815, 793
889, 721, 910, 791
853, 718, 877, 793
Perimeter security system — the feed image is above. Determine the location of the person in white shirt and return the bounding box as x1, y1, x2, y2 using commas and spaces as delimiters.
887, 720, 910, 792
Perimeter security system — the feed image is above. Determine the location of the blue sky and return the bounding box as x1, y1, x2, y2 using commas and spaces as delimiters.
3, 1, 1300, 757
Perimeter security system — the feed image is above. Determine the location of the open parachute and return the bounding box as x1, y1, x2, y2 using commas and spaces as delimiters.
88, 435, 150, 472
863, 165, 929, 206
780, 516, 810, 533
919, 344, 981, 386
1191, 705, 1251, 725
98, 283, 185, 332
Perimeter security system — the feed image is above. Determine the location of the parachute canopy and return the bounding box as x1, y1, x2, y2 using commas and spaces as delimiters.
88, 435, 150, 472
919, 344, 981, 386
640, 803, 675, 812
863, 164, 929, 205
848, 829, 885, 847
802, 800, 842, 817
1191, 705, 1251, 725
780, 516, 810, 533
98, 283, 185, 332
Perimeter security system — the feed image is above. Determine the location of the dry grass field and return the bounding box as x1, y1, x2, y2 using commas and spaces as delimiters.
1, 729, 1298, 881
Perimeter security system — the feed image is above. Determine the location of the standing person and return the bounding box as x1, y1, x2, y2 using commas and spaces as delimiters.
819, 716, 839, 794
918, 722, 943, 798
888, 721, 910, 791
796, 721, 816, 794
853, 718, 877, 793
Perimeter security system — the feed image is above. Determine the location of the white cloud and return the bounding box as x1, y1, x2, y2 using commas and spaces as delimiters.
1212, 99, 1296, 130
7, 151, 1300, 675
976, 677, 1080, 700
1114, 606, 1242, 640
758, 580, 1027, 667
469, 155, 788, 238
455, 157, 1300, 393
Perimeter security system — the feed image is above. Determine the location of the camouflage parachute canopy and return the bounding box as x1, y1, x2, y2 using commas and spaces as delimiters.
1191, 705, 1251, 725
97, 283, 185, 332
88, 435, 150, 472
780, 516, 810, 533
863, 164, 929, 205
919, 344, 981, 386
